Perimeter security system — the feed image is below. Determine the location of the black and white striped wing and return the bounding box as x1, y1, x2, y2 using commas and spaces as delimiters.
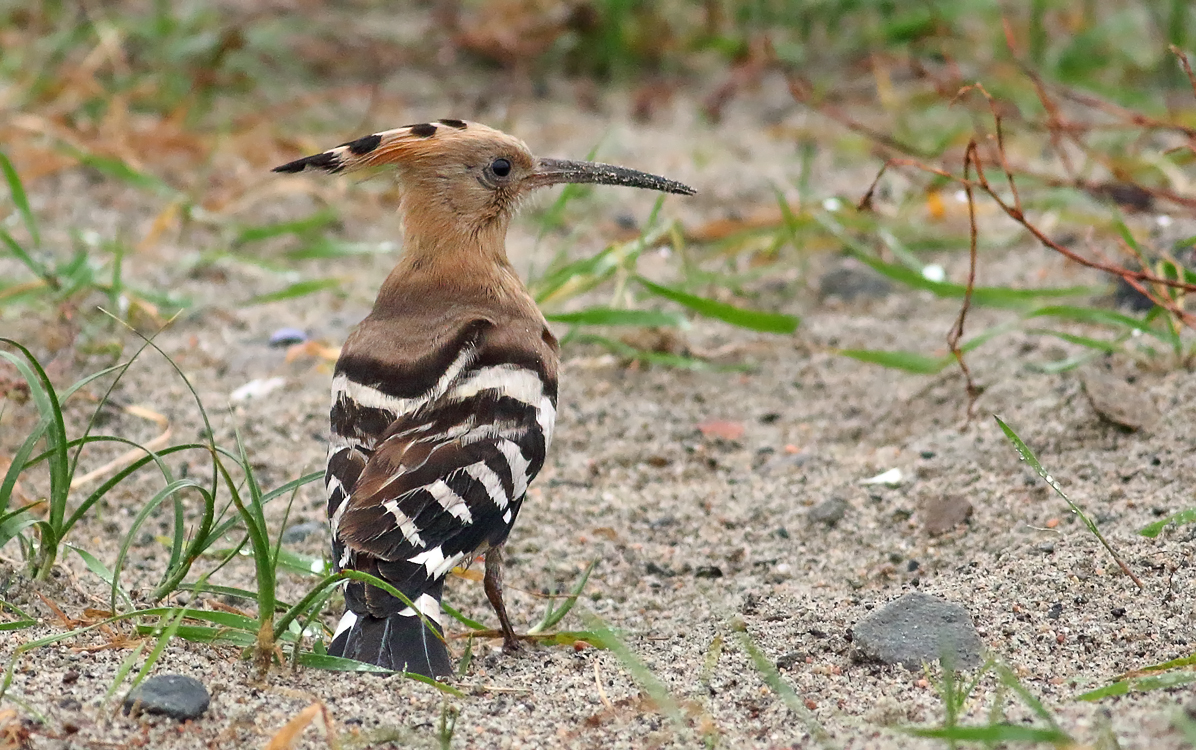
327, 351, 556, 621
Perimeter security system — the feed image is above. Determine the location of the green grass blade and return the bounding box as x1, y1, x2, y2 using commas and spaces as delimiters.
0, 340, 71, 573
1139, 508, 1196, 537
0, 151, 40, 246
636, 277, 799, 333
1, 416, 49, 515
572, 332, 728, 370
0, 620, 37, 632
65, 148, 177, 197
994, 416, 1141, 589
1025, 306, 1176, 344
906, 725, 1073, 742
67, 544, 132, 611
260, 471, 323, 503
0, 229, 53, 287
836, 348, 950, 374
527, 560, 598, 635
579, 611, 688, 733
244, 278, 342, 306
441, 602, 487, 631
294, 651, 399, 674
732, 627, 834, 747
1026, 329, 1121, 352
1077, 670, 1196, 701
545, 307, 687, 328
234, 209, 339, 245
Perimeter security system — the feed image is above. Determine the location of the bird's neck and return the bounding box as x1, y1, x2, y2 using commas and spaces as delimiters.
372, 214, 527, 313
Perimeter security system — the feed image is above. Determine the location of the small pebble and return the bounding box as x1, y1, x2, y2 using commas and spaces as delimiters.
269, 327, 308, 347
809, 496, 849, 527
694, 565, 723, 579
123, 674, 210, 721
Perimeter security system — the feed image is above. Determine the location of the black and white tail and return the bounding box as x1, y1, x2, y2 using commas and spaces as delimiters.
328, 582, 453, 676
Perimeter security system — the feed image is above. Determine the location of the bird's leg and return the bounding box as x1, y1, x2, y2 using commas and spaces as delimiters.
484, 545, 522, 653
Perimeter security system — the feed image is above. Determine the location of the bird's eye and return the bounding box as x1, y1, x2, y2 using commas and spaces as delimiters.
490, 158, 511, 177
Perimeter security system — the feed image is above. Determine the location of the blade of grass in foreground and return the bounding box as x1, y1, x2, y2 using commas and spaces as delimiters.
1077, 668, 1196, 701
994, 416, 1142, 590
731, 627, 834, 748
0, 151, 39, 246
578, 612, 688, 734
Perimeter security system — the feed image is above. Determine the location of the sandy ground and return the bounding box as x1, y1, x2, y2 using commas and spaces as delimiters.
2, 59, 1195, 750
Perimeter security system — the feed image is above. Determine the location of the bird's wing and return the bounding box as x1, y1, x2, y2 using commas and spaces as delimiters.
326, 320, 557, 619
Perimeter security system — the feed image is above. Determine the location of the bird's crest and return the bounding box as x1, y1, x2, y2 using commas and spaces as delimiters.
272, 119, 517, 175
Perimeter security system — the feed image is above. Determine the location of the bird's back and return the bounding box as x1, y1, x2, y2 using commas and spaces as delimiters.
324, 265, 558, 673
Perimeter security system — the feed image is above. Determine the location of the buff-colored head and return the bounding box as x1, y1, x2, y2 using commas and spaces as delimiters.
274, 119, 694, 241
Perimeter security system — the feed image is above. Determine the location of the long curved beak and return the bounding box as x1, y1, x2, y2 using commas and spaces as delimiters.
530, 158, 695, 195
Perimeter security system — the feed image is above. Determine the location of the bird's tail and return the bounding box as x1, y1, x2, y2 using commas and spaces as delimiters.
328, 597, 453, 678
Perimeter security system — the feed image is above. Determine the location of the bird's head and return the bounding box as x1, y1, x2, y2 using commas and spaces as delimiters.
273, 119, 694, 245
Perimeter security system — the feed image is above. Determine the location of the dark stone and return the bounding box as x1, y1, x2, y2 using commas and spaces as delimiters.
1047, 602, 1063, 620
694, 565, 723, 579
1112, 607, 1127, 619
281, 520, 325, 544
921, 496, 973, 536
819, 262, 892, 301
268, 327, 307, 347
775, 651, 804, 670
645, 562, 674, 577
851, 592, 983, 670
809, 496, 849, 526
123, 674, 210, 720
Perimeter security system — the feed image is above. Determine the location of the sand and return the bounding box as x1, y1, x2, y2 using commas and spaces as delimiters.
1, 53, 1194, 750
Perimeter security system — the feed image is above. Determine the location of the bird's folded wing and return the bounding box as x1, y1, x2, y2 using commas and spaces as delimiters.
329, 352, 556, 615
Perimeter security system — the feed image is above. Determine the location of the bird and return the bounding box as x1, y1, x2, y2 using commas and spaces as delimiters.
273, 119, 694, 678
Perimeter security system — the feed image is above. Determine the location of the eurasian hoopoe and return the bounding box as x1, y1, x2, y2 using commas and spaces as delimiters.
274, 119, 694, 678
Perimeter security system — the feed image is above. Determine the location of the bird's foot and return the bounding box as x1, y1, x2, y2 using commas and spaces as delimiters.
501, 634, 525, 655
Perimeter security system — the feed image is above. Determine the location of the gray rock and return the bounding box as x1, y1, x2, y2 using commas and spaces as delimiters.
819, 263, 892, 301
281, 520, 325, 544
852, 592, 983, 669
123, 674, 210, 720
809, 496, 849, 526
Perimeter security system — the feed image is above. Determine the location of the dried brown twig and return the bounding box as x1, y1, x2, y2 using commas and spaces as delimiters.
828, 50, 1196, 411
